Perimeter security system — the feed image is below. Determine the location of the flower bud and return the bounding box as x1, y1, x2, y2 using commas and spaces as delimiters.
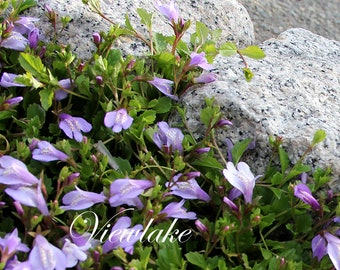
195, 220, 208, 233
93, 32, 101, 44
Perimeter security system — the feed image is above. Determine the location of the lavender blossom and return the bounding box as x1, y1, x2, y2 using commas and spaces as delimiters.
2, 96, 23, 109
60, 186, 106, 211
148, 77, 178, 100
61, 239, 89, 268
109, 179, 154, 209
104, 108, 134, 133
13, 17, 39, 35
28, 27, 39, 49
5, 182, 49, 216
153, 121, 184, 154
189, 52, 214, 70
102, 216, 143, 255
0, 73, 25, 88
312, 232, 340, 270
55, 79, 73, 100
0, 229, 29, 263
28, 234, 67, 270
32, 140, 68, 162
223, 161, 261, 204
193, 73, 217, 84
324, 232, 340, 270
159, 199, 196, 220
0, 155, 39, 186
0, 31, 28, 51
59, 113, 92, 142
312, 234, 327, 261
154, 0, 179, 23
166, 173, 211, 202
294, 183, 322, 212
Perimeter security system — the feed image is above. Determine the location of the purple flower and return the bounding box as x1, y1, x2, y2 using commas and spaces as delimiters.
13, 17, 39, 35
189, 52, 214, 70
159, 199, 196, 220
0, 155, 39, 186
324, 232, 340, 270
59, 113, 92, 142
29, 234, 67, 270
223, 162, 261, 204
0, 73, 25, 88
154, 0, 179, 22
294, 183, 321, 212
312, 234, 327, 261
109, 179, 154, 209
28, 27, 39, 49
0, 229, 29, 263
104, 108, 134, 133
312, 232, 340, 269
0, 31, 28, 51
148, 77, 178, 100
153, 121, 184, 154
223, 196, 239, 213
2, 96, 23, 109
61, 239, 89, 268
60, 186, 106, 211
5, 182, 49, 216
32, 140, 68, 162
166, 173, 211, 202
102, 216, 143, 255
55, 79, 73, 100
193, 73, 217, 84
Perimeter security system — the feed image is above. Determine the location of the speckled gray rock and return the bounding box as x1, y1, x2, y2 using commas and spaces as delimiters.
174, 28, 340, 188
27, 0, 254, 59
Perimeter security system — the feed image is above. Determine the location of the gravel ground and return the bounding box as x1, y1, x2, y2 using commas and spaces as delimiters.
238, 0, 340, 43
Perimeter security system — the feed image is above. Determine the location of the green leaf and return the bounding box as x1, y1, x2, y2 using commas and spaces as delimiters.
157, 240, 186, 270
39, 88, 54, 111
140, 110, 156, 124
154, 32, 168, 53
243, 67, 253, 82
239, 45, 266, 59
232, 138, 252, 164
18, 53, 47, 80
269, 187, 283, 199
11, 0, 36, 15
270, 172, 283, 185
311, 129, 326, 147
286, 164, 310, 181
279, 147, 290, 174
27, 103, 46, 124
219, 42, 237, 57
137, 8, 153, 29
0, 111, 14, 121
152, 97, 172, 114
107, 49, 122, 67
125, 14, 134, 31
295, 213, 312, 233
195, 21, 209, 44
192, 156, 224, 170
185, 252, 208, 269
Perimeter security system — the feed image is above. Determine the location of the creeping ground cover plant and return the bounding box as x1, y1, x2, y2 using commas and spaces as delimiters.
0, 0, 339, 269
